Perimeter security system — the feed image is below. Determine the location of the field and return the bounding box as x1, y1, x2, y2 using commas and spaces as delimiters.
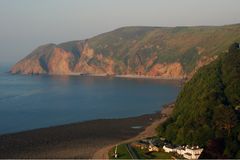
109, 143, 173, 159
108, 144, 132, 159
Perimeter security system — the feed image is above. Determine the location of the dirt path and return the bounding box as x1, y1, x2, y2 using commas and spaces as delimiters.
92, 105, 173, 159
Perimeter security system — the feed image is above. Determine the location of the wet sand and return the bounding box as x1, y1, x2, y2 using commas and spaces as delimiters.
54, 72, 184, 81
115, 75, 184, 80
0, 105, 173, 159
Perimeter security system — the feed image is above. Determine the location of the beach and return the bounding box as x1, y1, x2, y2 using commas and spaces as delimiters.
56, 72, 185, 81
93, 104, 173, 159
0, 104, 173, 159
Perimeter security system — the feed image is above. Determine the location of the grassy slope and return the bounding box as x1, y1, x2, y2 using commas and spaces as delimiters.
12, 24, 240, 75
109, 144, 172, 159
108, 144, 132, 159
133, 147, 172, 159
88, 24, 240, 73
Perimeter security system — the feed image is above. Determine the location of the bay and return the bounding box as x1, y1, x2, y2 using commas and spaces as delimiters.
0, 65, 180, 134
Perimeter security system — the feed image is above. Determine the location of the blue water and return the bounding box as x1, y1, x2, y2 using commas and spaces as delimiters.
0, 65, 180, 134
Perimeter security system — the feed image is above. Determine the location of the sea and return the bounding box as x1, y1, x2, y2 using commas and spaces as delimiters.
0, 64, 180, 134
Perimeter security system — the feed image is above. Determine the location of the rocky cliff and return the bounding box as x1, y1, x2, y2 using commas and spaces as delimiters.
11, 24, 240, 79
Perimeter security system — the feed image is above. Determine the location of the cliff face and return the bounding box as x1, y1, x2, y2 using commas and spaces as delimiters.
11, 24, 240, 79
11, 45, 74, 75
11, 59, 45, 74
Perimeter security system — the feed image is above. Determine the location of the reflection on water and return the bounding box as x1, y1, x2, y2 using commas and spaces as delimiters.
0, 71, 180, 134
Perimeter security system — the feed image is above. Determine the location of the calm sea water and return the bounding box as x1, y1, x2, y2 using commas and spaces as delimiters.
0, 65, 180, 134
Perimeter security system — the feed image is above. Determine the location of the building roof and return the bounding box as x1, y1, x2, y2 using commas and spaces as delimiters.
186, 146, 202, 150
164, 144, 175, 149
175, 146, 185, 150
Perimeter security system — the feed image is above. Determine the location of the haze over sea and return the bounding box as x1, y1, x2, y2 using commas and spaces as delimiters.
0, 65, 180, 134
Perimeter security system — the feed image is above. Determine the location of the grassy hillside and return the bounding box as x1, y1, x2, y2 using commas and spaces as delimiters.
11, 24, 240, 76
89, 24, 240, 73
157, 43, 240, 158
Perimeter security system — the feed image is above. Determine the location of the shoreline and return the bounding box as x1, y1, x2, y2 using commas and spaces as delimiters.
11, 71, 185, 81
92, 104, 174, 159
115, 74, 184, 80
56, 73, 185, 81
0, 104, 173, 159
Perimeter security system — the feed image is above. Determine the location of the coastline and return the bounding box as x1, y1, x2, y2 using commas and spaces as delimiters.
115, 74, 184, 80
16, 71, 185, 81
92, 104, 173, 159
0, 104, 173, 159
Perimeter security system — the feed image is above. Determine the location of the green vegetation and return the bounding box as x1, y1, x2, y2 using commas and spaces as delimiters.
109, 144, 173, 159
158, 43, 240, 158
133, 147, 172, 159
58, 40, 83, 57
108, 144, 132, 159
14, 24, 240, 75
88, 24, 240, 73
180, 47, 200, 72
108, 144, 175, 159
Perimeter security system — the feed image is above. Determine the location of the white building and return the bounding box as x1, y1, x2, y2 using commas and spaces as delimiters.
148, 144, 159, 152
163, 145, 176, 153
183, 146, 203, 159
176, 146, 186, 155
163, 145, 203, 159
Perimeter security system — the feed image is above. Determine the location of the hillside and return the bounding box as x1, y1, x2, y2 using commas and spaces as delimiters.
158, 43, 240, 158
11, 24, 240, 79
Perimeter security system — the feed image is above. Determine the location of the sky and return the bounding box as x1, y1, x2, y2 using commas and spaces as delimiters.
0, 0, 240, 64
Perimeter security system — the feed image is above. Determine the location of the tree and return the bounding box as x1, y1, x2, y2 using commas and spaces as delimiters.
213, 105, 238, 136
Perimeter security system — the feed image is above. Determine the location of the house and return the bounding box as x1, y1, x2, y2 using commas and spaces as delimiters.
131, 141, 148, 150
183, 146, 203, 159
163, 145, 176, 153
163, 145, 203, 159
163, 144, 203, 159
148, 144, 159, 152
176, 146, 186, 155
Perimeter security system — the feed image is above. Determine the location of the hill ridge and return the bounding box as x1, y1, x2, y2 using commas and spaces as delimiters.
11, 23, 240, 79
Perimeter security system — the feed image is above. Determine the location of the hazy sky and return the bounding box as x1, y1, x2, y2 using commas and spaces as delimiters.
1, 0, 240, 64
